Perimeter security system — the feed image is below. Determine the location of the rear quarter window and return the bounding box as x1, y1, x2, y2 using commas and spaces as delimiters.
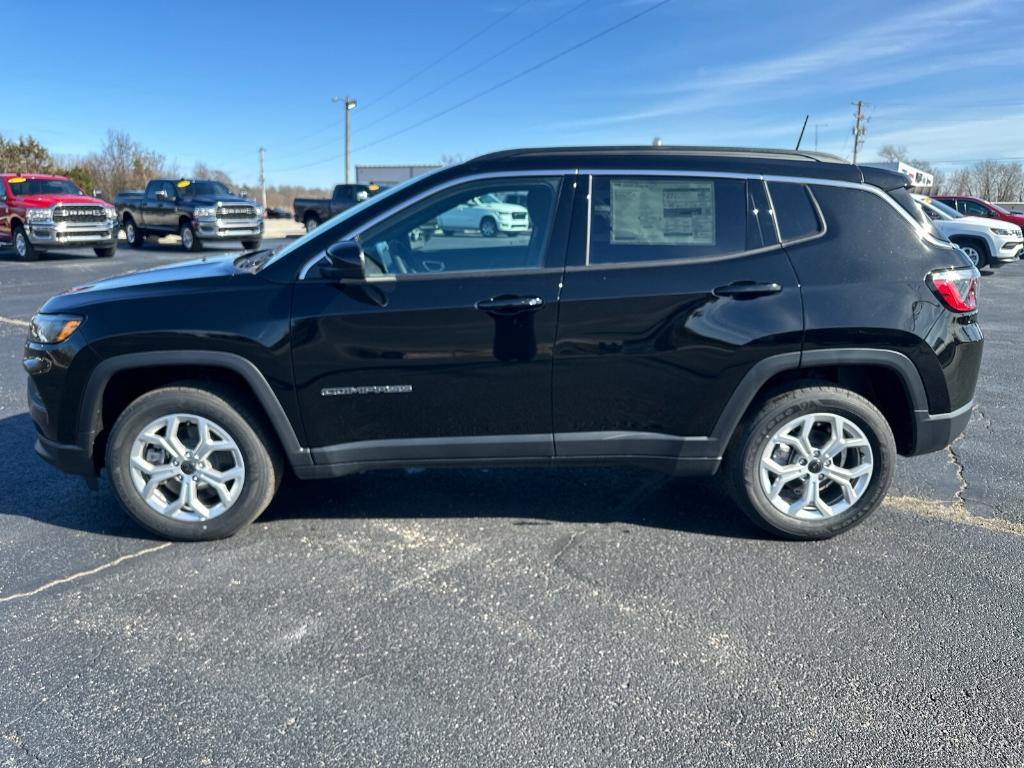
767, 182, 823, 242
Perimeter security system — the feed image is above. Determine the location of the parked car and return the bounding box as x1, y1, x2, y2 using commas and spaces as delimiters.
294, 184, 374, 232
0, 173, 119, 261
932, 195, 1024, 234
24, 146, 982, 542
265, 207, 291, 220
115, 179, 263, 253
436, 192, 530, 237
914, 194, 1023, 267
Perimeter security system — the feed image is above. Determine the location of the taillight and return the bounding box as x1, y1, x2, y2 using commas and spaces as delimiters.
928, 267, 978, 312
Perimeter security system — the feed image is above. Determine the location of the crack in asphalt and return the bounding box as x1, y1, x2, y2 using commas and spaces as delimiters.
947, 437, 969, 510
0, 542, 172, 604
3, 729, 44, 767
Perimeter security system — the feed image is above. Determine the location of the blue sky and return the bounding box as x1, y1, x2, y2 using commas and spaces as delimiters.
8, 0, 1023, 188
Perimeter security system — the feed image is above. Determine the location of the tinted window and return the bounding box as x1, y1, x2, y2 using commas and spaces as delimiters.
8, 178, 83, 196
962, 200, 991, 217
185, 181, 231, 196
768, 182, 822, 241
355, 177, 560, 276
588, 176, 746, 264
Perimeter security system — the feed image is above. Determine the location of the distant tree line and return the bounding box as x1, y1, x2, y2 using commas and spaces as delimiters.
0, 131, 330, 210
876, 144, 1024, 201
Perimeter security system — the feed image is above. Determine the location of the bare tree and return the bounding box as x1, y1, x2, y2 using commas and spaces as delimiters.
83, 130, 171, 198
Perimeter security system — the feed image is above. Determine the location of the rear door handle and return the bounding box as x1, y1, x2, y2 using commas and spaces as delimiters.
712, 281, 783, 299
475, 296, 545, 313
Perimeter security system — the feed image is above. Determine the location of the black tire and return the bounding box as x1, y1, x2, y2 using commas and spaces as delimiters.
106, 384, 283, 541
94, 246, 116, 258
304, 215, 320, 233
724, 386, 896, 540
241, 238, 262, 251
951, 237, 989, 268
180, 219, 203, 252
123, 216, 144, 249
12, 224, 37, 261
479, 216, 497, 238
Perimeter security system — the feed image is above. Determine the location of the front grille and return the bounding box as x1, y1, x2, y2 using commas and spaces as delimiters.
53, 205, 106, 223
511, 212, 527, 220
217, 206, 256, 220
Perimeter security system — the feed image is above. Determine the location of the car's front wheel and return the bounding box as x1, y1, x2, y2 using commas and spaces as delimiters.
123, 216, 144, 249
241, 238, 262, 251
12, 224, 37, 261
951, 237, 989, 268
479, 216, 497, 238
94, 246, 116, 258
180, 220, 203, 252
106, 384, 283, 540
725, 386, 895, 539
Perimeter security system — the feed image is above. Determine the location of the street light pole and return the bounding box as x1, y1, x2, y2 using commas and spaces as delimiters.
332, 95, 357, 184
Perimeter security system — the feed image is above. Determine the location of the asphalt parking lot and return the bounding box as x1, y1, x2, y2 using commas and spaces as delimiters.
1, 243, 1022, 766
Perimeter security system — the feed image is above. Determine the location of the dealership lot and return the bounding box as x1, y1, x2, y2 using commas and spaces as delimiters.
1, 245, 1022, 764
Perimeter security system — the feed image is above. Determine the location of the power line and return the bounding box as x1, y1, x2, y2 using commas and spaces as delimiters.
358, 0, 596, 135
271, 0, 674, 174
358, 0, 534, 113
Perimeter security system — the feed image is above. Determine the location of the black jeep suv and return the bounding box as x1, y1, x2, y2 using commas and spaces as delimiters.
24, 147, 983, 541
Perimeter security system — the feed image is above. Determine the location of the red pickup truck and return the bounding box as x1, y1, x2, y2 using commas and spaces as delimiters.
0, 173, 119, 261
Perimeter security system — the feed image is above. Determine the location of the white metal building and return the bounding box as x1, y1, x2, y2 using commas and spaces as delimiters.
355, 164, 441, 187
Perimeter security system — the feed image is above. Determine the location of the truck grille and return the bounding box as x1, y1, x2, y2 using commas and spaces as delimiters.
217, 206, 257, 220
511, 212, 527, 220
52, 205, 107, 223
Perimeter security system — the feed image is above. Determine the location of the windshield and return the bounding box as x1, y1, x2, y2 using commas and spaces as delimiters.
477, 193, 502, 204
8, 178, 84, 196
261, 169, 443, 270
182, 180, 232, 196
990, 202, 1011, 215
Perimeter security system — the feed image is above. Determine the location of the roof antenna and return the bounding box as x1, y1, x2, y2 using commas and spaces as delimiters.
795, 115, 809, 150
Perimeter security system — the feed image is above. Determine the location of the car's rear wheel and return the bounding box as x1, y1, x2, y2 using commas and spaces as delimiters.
94, 246, 116, 258
479, 216, 498, 238
725, 386, 895, 539
12, 224, 37, 261
304, 215, 320, 233
180, 220, 203, 252
123, 216, 144, 249
106, 384, 283, 540
241, 238, 262, 251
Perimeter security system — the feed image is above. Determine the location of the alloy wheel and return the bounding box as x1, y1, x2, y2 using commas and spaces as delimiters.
129, 413, 245, 522
959, 244, 981, 267
181, 226, 194, 250
758, 412, 873, 520
15, 231, 27, 258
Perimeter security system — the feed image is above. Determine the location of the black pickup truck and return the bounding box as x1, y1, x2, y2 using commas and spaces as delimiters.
115, 179, 263, 252
293, 183, 379, 232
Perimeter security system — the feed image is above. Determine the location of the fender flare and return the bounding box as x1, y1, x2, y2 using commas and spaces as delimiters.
708, 348, 928, 454
77, 350, 310, 466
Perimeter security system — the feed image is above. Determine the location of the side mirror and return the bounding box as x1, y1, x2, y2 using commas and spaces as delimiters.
155, 189, 170, 201
320, 240, 366, 281
93, 189, 104, 199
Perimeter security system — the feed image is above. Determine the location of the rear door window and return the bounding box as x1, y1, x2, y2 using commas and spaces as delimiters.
587, 176, 747, 264
767, 182, 823, 242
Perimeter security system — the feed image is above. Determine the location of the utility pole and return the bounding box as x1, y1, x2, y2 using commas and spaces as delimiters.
332, 95, 357, 184
851, 100, 867, 164
258, 147, 266, 211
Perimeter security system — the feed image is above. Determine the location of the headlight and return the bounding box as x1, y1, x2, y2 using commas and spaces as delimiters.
194, 207, 217, 218
253, 206, 263, 218
26, 208, 53, 222
28, 314, 83, 344
105, 207, 118, 220
991, 227, 1014, 236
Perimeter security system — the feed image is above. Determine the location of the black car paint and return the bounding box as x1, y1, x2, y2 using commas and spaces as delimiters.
25, 147, 982, 483
115, 180, 262, 241
293, 184, 373, 227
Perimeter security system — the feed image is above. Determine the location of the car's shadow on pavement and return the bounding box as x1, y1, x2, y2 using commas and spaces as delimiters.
0, 413, 766, 540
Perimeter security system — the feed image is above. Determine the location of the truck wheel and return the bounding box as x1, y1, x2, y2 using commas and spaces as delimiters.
105, 383, 283, 541
724, 385, 896, 540
180, 220, 203, 252
951, 237, 988, 268
479, 216, 498, 238
124, 216, 144, 249
12, 224, 38, 261
94, 246, 116, 258
241, 239, 262, 251
304, 214, 320, 233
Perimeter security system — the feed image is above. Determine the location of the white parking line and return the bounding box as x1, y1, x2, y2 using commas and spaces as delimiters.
0, 543, 172, 604
0, 316, 30, 328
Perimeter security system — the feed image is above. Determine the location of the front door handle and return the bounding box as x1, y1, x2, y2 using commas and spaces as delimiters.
475, 295, 545, 313
712, 281, 783, 299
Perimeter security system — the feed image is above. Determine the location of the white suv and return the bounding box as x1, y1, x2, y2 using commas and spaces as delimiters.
436, 193, 531, 237
915, 194, 1023, 268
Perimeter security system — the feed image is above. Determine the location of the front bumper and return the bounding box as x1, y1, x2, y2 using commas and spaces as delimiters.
995, 238, 1023, 262
195, 217, 264, 241
27, 220, 119, 249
